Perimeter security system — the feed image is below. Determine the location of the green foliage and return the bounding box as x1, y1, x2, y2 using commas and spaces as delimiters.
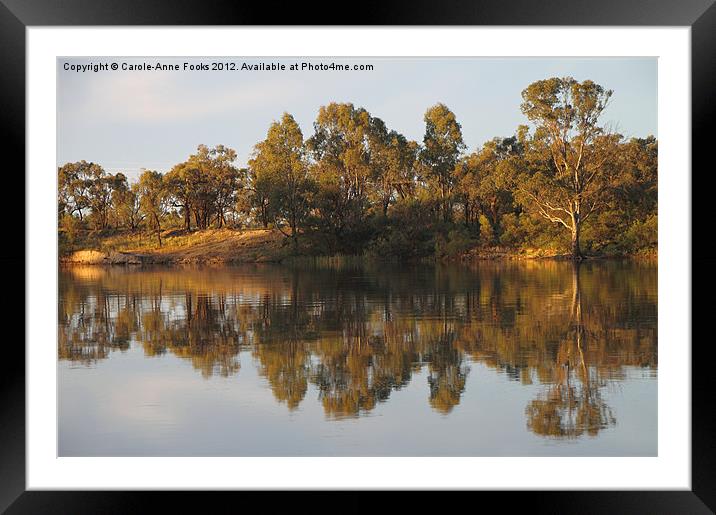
369, 198, 436, 260
420, 104, 465, 223
498, 212, 524, 247
58, 161, 128, 230
58, 212, 84, 253
516, 77, 619, 257
622, 215, 657, 252
164, 144, 241, 230
137, 170, 169, 247
249, 113, 316, 251
455, 137, 521, 243
436, 226, 476, 259
111, 182, 142, 230
478, 214, 494, 243
587, 214, 657, 255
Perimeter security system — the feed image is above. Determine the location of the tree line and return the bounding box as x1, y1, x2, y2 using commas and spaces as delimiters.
58, 76, 657, 259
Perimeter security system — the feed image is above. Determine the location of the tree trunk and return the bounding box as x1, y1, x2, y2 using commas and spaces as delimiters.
571, 222, 582, 260
441, 181, 449, 223
570, 261, 588, 379
261, 204, 268, 229
571, 260, 582, 325
154, 214, 162, 247
291, 213, 298, 254
490, 201, 501, 244
491, 220, 501, 245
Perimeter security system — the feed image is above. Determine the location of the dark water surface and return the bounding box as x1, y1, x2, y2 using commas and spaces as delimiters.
58, 260, 657, 456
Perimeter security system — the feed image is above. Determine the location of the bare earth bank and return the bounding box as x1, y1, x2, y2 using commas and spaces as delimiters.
60, 228, 289, 265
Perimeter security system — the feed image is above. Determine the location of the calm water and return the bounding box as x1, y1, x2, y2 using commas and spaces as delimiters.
58, 260, 657, 456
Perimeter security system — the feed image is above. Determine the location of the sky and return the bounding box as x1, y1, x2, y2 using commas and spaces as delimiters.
57, 57, 657, 182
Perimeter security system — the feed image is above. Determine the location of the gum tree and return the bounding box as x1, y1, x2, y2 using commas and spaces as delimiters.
420, 104, 465, 223
249, 113, 315, 249
517, 77, 618, 258
137, 170, 169, 247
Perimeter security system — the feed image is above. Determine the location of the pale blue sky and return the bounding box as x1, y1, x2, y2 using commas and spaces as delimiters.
58, 57, 657, 181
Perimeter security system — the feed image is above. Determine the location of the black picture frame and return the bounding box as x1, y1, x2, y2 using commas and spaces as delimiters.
3, 0, 714, 512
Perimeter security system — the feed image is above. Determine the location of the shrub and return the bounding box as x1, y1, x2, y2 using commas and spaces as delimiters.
370, 199, 436, 260
436, 226, 476, 259
499, 212, 525, 247
621, 214, 657, 252
59, 214, 84, 253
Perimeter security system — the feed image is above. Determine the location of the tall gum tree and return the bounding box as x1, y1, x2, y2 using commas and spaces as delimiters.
306, 103, 374, 242
420, 104, 465, 223
518, 77, 618, 258
457, 135, 522, 241
165, 145, 239, 230
137, 170, 169, 247
58, 161, 104, 222
164, 162, 198, 231
366, 117, 419, 216
249, 113, 314, 249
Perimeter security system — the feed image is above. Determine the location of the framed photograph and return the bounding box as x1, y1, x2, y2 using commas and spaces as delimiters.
5, 0, 714, 511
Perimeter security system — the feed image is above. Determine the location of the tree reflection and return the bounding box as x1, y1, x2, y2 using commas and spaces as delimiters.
58, 260, 656, 436
423, 328, 469, 414
525, 263, 616, 438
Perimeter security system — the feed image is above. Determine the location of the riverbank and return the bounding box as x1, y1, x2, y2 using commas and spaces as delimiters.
59, 228, 656, 265
60, 228, 290, 265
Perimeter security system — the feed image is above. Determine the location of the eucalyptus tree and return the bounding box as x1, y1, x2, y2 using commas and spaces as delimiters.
368, 117, 419, 216
420, 104, 465, 223
612, 136, 658, 221
165, 144, 239, 230
164, 162, 199, 231
301, 104, 372, 251
249, 113, 315, 249
457, 136, 521, 242
310, 103, 373, 202
111, 177, 143, 231
517, 77, 618, 258
137, 170, 169, 247
57, 160, 104, 222
58, 161, 129, 230
210, 144, 241, 228
88, 171, 127, 230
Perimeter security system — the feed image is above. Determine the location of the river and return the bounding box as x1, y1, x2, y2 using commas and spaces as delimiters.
58, 259, 657, 456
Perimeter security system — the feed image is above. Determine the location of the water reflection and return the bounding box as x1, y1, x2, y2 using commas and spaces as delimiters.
525, 266, 616, 438
59, 260, 657, 437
